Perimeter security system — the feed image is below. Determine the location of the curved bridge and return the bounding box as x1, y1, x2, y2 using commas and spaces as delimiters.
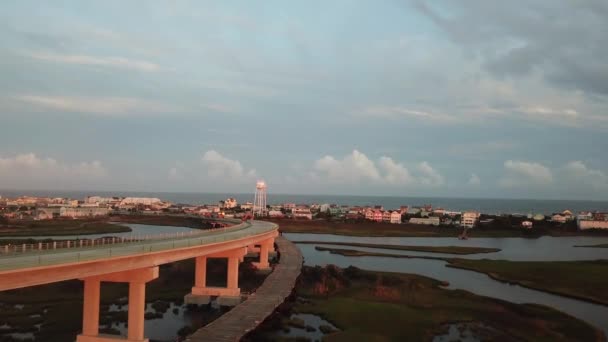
0, 220, 279, 342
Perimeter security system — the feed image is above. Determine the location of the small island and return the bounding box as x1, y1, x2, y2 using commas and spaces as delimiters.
248, 265, 604, 341
295, 241, 500, 255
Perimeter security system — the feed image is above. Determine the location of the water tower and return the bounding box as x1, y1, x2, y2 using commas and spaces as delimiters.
253, 180, 267, 217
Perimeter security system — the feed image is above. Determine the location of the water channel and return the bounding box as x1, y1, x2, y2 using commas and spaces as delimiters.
284, 232, 608, 336
2, 225, 608, 340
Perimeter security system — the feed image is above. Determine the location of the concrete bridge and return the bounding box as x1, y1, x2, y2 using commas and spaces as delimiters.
0, 220, 279, 342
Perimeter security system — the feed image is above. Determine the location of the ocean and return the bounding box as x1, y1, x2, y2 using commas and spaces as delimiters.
1, 190, 607, 215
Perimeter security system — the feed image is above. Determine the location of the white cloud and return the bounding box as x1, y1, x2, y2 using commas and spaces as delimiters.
561, 161, 608, 189
26, 51, 161, 72
416, 161, 445, 186
499, 160, 553, 187
314, 150, 381, 183
468, 173, 481, 186
13, 95, 183, 116
378, 157, 415, 185
201, 150, 256, 180
313, 150, 444, 187
0, 153, 107, 189
359, 106, 459, 123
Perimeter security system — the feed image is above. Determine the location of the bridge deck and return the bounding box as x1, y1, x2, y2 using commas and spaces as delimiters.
186, 236, 302, 342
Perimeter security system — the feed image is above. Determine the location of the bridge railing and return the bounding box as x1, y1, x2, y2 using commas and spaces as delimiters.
0, 220, 249, 256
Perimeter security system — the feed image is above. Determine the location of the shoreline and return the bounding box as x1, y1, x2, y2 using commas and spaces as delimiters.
312, 245, 608, 307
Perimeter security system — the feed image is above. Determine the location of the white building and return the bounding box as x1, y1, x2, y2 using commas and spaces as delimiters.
293, 208, 312, 220
461, 211, 480, 228
120, 197, 162, 206
268, 210, 284, 218
390, 211, 402, 224
579, 220, 608, 230
60, 207, 109, 218
241, 202, 253, 210
409, 217, 440, 226
222, 198, 238, 209
522, 221, 533, 229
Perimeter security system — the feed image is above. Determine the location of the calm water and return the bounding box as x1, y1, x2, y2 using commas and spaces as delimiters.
2, 189, 608, 214
286, 233, 608, 336
289, 233, 608, 261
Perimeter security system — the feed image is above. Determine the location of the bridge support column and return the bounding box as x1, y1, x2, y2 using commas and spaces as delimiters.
184, 248, 246, 307
77, 267, 159, 342
252, 239, 274, 272
184, 256, 210, 305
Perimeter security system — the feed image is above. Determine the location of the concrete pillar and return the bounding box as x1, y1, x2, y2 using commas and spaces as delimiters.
128, 281, 146, 341
76, 267, 157, 342
252, 239, 273, 271
194, 256, 207, 288
185, 248, 246, 307
81, 279, 100, 337
227, 255, 239, 290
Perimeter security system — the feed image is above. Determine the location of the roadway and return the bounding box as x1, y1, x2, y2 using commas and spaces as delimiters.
0, 220, 278, 291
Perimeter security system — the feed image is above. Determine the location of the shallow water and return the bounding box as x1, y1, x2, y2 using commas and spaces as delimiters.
276, 313, 338, 341
286, 233, 608, 261
287, 233, 608, 336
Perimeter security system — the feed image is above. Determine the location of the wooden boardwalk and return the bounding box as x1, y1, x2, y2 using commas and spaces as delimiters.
186, 236, 302, 342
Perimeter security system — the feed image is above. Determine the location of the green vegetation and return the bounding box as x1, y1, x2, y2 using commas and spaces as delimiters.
295, 241, 500, 255
314, 246, 608, 306
0, 219, 130, 237
314, 246, 445, 261
251, 266, 603, 341
575, 244, 608, 248
273, 219, 608, 238
447, 259, 608, 306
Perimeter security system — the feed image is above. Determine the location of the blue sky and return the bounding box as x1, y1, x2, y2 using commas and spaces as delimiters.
1, 1, 607, 200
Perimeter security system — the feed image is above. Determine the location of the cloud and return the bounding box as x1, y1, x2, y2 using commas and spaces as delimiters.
499, 160, 553, 187
201, 150, 256, 180
561, 161, 608, 189
0, 153, 107, 189
412, 1, 608, 97
10, 95, 230, 116
359, 106, 459, 123
313, 150, 444, 187
314, 150, 381, 183
468, 173, 481, 186
26, 51, 161, 72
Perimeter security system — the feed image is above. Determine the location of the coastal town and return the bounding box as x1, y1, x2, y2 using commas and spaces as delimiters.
1, 194, 607, 231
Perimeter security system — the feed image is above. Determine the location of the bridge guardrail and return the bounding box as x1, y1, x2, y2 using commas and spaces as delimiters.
0, 221, 278, 271
0, 219, 248, 256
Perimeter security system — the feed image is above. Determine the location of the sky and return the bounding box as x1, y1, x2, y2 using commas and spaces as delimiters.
1, 1, 607, 200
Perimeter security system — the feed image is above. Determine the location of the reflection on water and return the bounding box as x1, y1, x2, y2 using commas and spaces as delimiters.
287, 234, 608, 336
276, 313, 338, 341
103, 302, 222, 342
286, 233, 608, 261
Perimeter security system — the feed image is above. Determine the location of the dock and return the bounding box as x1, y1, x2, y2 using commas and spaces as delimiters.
186, 236, 302, 341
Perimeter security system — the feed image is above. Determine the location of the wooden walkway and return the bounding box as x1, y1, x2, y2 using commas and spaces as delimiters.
186, 236, 302, 342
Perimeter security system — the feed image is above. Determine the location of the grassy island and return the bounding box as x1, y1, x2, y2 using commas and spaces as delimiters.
296, 241, 500, 255
575, 244, 608, 248
273, 219, 608, 238
0, 219, 131, 237
313, 245, 608, 306
447, 259, 608, 306
249, 266, 604, 341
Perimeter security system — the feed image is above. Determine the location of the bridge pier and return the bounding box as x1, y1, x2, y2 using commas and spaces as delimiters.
77, 267, 159, 342
251, 238, 274, 272
184, 247, 247, 307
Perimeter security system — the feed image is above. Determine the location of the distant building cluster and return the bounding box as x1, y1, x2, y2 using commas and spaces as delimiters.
1, 193, 607, 232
